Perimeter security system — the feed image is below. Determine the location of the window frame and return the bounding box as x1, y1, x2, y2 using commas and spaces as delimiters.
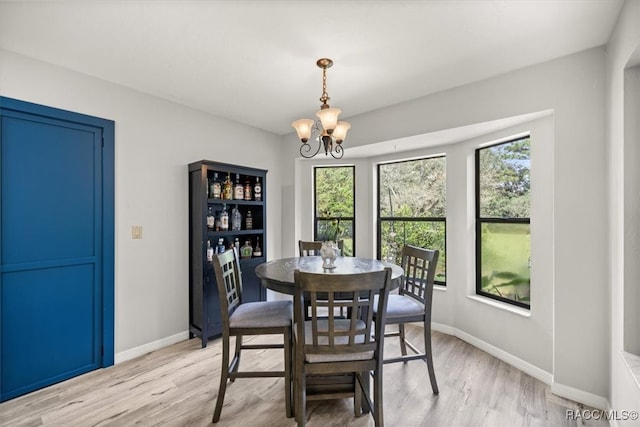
475, 137, 531, 309
313, 165, 356, 256
376, 156, 447, 286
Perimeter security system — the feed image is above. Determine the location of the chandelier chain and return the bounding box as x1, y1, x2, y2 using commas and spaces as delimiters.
319, 67, 330, 106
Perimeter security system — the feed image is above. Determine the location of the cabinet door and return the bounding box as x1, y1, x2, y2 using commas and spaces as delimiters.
240, 258, 266, 303
204, 270, 222, 337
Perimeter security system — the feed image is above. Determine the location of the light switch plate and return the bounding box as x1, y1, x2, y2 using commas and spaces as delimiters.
132, 225, 142, 239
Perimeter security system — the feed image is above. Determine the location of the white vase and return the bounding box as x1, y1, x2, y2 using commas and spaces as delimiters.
320, 241, 338, 269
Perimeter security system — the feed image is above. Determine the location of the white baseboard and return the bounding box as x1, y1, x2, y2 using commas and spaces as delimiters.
114, 331, 190, 364
431, 322, 611, 412
551, 382, 609, 411
431, 322, 553, 385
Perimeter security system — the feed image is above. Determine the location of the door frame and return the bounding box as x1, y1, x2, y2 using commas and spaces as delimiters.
0, 96, 115, 368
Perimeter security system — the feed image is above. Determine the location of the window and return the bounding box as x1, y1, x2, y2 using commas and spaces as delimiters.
476, 137, 530, 308
377, 156, 446, 285
314, 166, 355, 256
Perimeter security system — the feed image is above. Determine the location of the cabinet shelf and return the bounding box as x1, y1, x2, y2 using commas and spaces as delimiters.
207, 229, 264, 237
207, 256, 265, 265
207, 199, 263, 206
189, 160, 268, 348
239, 256, 265, 264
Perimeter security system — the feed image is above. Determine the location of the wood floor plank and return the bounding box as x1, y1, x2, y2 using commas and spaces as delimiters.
0, 326, 608, 427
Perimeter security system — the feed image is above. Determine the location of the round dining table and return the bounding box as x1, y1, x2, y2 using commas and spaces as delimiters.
255, 255, 404, 295
255, 256, 402, 415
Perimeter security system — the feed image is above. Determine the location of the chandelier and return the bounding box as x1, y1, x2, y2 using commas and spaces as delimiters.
291, 58, 351, 159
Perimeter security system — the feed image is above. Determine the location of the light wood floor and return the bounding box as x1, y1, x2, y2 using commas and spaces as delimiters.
1, 325, 607, 427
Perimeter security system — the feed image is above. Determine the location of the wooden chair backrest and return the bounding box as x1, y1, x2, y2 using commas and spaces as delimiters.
212, 249, 243, 322
293, 268, 391, 356
298, 240, 344, 257
399, 245, 439, 310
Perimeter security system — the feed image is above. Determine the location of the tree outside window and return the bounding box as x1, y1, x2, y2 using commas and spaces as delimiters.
314, 166, 355, 256
377, 156, 446, 284
476, 137, 531, 308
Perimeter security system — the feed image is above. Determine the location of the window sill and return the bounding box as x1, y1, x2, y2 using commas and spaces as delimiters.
621, 351, 640, 391
434, 284, 447, 292
466, 294, 531, 318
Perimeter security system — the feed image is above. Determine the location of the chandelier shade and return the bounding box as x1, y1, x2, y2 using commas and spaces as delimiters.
315, 107, 341, 134
291, 58, 350, 159
332, 121, 351, 143
291, 119, 315, 142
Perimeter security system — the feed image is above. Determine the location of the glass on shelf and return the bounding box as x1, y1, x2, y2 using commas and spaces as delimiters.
231, 205, 242, 231
240, 240, 253, 259
245, 210, 253, 230
244, 179, 252, 201
220, 204, 229, 231
206, 206, 215, 230
234, 174, 244, 200
217, 238, 226, 254
254, 177, 262, 201
206, 240, 214, 262
222, 173, 233, 200
253, 237, 262, 257
211, 172, 221, 199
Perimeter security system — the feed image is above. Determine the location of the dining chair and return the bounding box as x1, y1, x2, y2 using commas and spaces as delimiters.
293, 267, 392, 427
373, 244, 440, 394
211, 249, 293, 423
298, 239, 346, 318
298, 239, 344, 257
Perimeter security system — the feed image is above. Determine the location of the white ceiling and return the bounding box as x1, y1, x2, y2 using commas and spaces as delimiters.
0, 0, 624, 139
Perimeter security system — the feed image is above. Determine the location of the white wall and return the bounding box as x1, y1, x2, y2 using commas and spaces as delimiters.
606, 0, 640, 423
281, 47, 609, 406
0, 50, 284, 358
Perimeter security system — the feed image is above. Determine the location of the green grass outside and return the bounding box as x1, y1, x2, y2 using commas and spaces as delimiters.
481, 223, 530, 303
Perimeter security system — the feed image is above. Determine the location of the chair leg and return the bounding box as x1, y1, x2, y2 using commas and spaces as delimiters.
354, 373, 362, 417
373, 367, 384, 427
398, 323, 408, 357
295, 353, 306, 426
284, 328, 292, 418
229, 335, 242, 382
423, 323, 439, 394
212, 335, 231, 423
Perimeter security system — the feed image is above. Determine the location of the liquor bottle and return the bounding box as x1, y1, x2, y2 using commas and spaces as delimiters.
234, 174, 244, 200
254, 177, 262, 201
240, 240, 253, 259
222, 173, 233, 200
232, 237, 240, 259
220, 204, 229, 231
217, 238, 225, 254
244, 178, 252, 201
211, 172, 222, 199
206, 240, 214, 262
245, 210, 253, 230
253, 237, 262, 257
231, 205, 242, 231
206, 206, 215, 230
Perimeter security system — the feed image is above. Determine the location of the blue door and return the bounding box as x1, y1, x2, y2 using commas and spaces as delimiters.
0, 97, 114, 401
